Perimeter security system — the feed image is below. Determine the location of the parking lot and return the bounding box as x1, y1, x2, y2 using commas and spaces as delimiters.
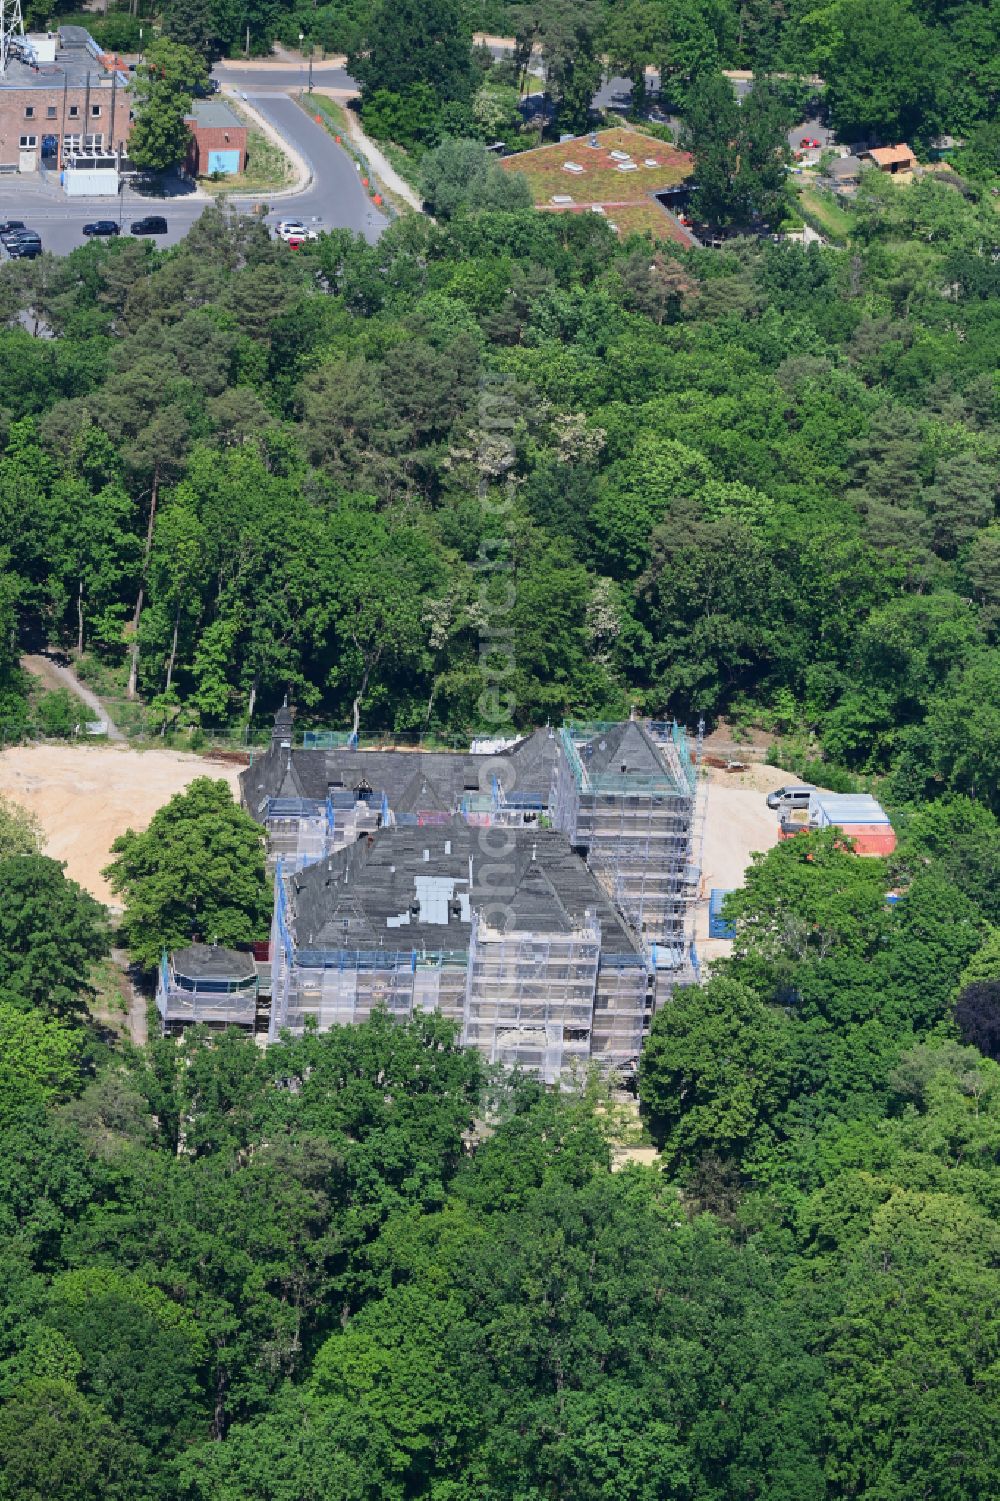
0, 177, 210, 258
0, 89, 383, 261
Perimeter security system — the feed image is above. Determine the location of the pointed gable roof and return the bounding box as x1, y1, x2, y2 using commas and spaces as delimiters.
505, 855, 573, 932
396, 767, 451, 815
580, 720, 667, 780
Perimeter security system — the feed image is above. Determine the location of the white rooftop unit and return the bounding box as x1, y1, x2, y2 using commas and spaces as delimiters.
26, 29, 55, 60
809, 792, 891, 828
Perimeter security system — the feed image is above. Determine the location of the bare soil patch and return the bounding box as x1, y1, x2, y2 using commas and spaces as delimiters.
0, 745, 241, 907
695, 761, 814, 965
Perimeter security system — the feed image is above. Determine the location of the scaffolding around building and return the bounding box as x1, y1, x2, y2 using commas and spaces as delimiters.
156, 946, 259, 1032
248, 716, 709, 1080
270, 861, 468, 1039
463, 912, 601, 1082
269, 848, 651, 1083
262, 789, 388, 871
551, 721, 699, 965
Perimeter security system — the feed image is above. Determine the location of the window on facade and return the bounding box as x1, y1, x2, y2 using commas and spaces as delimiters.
91, 104, 101, 117
19, 135, 37, 149
84, 133, 104, 149
63, 134, 82, 153
24, 106, 34, 118
46, 106, 57, 118
68, 105, 79, 118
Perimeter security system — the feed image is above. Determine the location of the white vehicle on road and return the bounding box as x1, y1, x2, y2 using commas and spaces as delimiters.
275, 219, 319, 242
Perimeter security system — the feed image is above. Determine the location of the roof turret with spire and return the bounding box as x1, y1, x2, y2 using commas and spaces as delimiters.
272, 698, 294, 750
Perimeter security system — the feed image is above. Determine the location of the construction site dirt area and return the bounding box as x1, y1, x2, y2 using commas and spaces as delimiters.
0, 745, 242, 907
695, 761, 797, 965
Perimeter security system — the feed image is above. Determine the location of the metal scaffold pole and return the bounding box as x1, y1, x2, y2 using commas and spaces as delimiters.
0, 0, 27, 78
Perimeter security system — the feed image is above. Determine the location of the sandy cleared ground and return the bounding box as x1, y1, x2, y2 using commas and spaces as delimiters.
694, 762, 794, 966
0, 745, 241, 907
0, 741, 796, 957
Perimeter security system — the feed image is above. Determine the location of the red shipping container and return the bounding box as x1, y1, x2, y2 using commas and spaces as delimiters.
835, 824, 897, 856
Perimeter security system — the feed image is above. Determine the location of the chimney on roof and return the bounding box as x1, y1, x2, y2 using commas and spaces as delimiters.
272, 696, 294, 750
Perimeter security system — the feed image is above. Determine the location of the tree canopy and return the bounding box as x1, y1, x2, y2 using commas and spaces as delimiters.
0, 855, 108, 1020
0, 190, 996, 820
103, 778, 270, 971
127, 40, 209, 174
0, 756, 998, 1497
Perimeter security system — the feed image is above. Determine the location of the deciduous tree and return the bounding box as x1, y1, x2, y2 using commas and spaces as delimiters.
103, 778, 269, 971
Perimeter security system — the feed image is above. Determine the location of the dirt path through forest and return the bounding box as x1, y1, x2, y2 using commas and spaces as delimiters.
22, 654, 125, 740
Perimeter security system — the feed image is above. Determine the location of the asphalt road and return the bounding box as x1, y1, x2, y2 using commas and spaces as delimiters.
214, 59, 356, 93
0, 184, 206, 257
0, 90, 384, 258
237, 91, 387, 241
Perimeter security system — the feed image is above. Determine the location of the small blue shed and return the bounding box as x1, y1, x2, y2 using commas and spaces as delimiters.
708, 888, 737, 940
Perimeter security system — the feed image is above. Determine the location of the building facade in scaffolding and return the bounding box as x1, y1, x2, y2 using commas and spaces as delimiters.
240, 709, 701, 1079
269, 822, 649, 1083
156, 944, 260, 1034
550, 720, 700, 979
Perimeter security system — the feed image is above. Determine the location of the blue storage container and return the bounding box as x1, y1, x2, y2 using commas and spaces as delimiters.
708, 888, 736, 940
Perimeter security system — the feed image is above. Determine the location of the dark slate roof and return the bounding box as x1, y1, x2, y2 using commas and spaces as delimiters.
288, 824, 642, 960
323, 750, 486, 807
395, 767, 452, 815
171, 943, 257, 981
241, 724, 612, 822
240, 745, 330, 817
497, 727, 560, 803
288, 750, 334, 800
580, 721, 667, 779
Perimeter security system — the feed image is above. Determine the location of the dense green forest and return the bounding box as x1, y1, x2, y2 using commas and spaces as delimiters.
1, 788, 999, 1499
33, 0, 1000, 149
1, 173, 998, 798
344, 0, 1000, 149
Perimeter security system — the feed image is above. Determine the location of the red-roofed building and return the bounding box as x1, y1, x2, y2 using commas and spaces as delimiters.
862, 143, 917, 174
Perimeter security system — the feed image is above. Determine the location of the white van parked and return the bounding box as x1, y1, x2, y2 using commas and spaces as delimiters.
765, 784, 816, 812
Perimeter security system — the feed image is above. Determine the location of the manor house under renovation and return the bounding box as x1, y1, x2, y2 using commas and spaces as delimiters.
159, 713, 703, 1083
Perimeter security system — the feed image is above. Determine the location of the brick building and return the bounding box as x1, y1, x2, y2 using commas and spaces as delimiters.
0, 26, 132, 173
184, 99, 247, 177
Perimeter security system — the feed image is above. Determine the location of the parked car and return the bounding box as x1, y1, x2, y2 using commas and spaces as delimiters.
82, 220, 120, 236
765, 785, 816, 811
8, 234, 42, 259
130, 215, 168, 235
276, 220, 318, 242
0, 221, 26, 245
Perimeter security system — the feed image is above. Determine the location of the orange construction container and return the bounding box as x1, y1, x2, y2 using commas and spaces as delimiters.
836, 824, 897, 856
